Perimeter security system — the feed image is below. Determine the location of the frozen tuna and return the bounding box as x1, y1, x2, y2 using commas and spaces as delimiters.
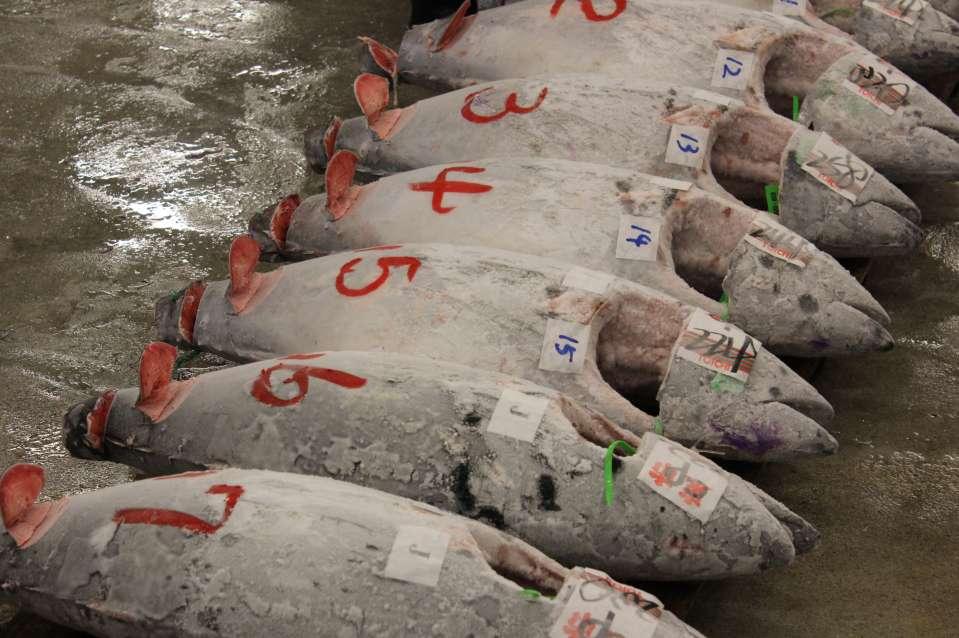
365, 0, 959, 182
63, 345, 821, 579
252, 156, 895, 358
0, 463, 703, 636
154, 240, 838, 461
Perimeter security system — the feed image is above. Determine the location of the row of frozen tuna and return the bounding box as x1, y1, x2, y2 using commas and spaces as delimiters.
5, 0, 955, 635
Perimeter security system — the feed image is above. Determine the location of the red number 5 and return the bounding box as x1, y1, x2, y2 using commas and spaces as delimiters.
550, 0, 627, 21
335, 256, 422, 297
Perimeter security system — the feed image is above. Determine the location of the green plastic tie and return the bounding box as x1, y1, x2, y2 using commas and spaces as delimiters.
764, 184, 780, 216
719, 292, 730, 322
520, 589, 541, 600
653, 417, 665, 435
710, 372, 746, 395
792, 95, 800, 122
173, 348, 202, 373
168, 288, 186, 303
603, 440, 637, 506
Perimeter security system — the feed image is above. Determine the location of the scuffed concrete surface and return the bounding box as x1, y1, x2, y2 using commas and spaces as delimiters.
0, 0, 956, 636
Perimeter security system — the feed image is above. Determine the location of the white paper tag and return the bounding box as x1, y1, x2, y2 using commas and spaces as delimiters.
863, 0, 926, 24
744, 216, 811, 268
638, 437, 728, 524
800, 134, 874, 203
711, 49, 755, 91
664, 124, 709, 169
382, 525, 450, 587
550, 571, 660, 638
692, 88, 733, 106
843, 55, 915, 115
772, 0, 806, 15
486, 388, 550, 442
539, 318, 591, 374
647, 176, 694, 191
562, 266, 615, 295
674, 310, 760, 383
616, 215, 662, 261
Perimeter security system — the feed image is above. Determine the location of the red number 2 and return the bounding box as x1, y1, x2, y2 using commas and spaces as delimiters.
335, 256, 422, 297
113, 484, 244, 536
461, 86, 549, 124
251, 355, 368, 407
550, 0, 627, 21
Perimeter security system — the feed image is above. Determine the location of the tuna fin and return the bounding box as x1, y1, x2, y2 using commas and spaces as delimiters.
431, 0, 471, 52
270, 194, 302, 249
326, 151, 361, 220
0, 464, 44, 532
358, 36, 399, 106
85, 389, 118, 450
136, 342, 196, 423
178, 281, 206, 344
324, 116, 342, 162
228, 235, 262, 313
354, 73, 391, 128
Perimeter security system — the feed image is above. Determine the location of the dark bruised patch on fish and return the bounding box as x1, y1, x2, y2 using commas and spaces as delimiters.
545, 285, 563, 298
663, 189, 678, 209
538, 475, 561, 511
758, 254, 775, 268
615, 179, 632, 193
463, 411, 483, 427
452, 462, 475, 512
798, 294, 819, 314
769, 386, 782, 399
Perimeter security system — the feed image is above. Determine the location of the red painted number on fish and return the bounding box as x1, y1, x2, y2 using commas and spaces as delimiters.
409, 167, 493, 214
113, 484, 244, 536
461, 86, 549, 124
335, 256, 422, 297
252, 356, 367, 407
550, 0, 627, 21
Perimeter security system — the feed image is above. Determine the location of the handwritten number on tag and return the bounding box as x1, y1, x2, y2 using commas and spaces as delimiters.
626, 225, 652, 247
676, 133, 700, 154
721, 57, 743, 78
554, 335, 580, 362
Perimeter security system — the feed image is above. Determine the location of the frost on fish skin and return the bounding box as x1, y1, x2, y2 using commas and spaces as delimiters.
0, 468, 703, 637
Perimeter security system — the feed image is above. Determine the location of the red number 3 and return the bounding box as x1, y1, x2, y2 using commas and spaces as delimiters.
550, 0, 627, 21
335, 255, 422, 297
461, 86, 549, 124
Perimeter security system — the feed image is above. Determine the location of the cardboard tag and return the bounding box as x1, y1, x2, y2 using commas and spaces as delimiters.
562, 266, 615, 295
486, 388, 550, 442
743, 215, 811, 269
674, 309, 760, 383
843, 55, 915, 115
692, 88, 733, 106
550, 571, 660, 638
772, 0, 806, 15
647, 176, 693, 191
383, 525, 450, 587
539, 318, 591, 374
863, 0, 926, 24
711, 49, 755, 91
616, 215, 662, 261
801, 134, 874, 203
638, 437, 728, 524
664, 124, 709, 169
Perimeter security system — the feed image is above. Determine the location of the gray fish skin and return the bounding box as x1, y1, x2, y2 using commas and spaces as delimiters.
154, 242, 836, 461
0, 466, 701, 637
62, 349, 813, 579
386, 0, 959, 182
255, 156, 894, 357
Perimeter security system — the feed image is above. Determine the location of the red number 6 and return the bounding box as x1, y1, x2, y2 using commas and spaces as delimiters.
335, 256, 422, 297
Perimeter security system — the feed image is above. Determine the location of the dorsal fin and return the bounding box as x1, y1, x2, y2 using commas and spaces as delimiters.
270, 194, 302, 248
432, 0, 471, 52
324, 116, 342, 161
0, 464, 44, 531
358, 36, 398, 77
137, 342, 177, 407
326, 151, 360, 220
178, 281, 207, 344
354, 73, 391, 128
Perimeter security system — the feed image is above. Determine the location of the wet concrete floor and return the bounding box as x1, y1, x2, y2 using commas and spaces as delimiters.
0, 1, 956, 636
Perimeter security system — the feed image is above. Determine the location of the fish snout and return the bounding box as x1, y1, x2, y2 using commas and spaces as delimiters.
62, 397, 108, 461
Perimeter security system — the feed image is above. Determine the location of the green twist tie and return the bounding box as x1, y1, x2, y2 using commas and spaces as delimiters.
603, 440, 637, 506
521, 589, 541, 600
719, 292, 730, 322
653, 417, 665, 435
168, 288, 186, 303
710, 372, 746, 395
792, 95, 800, 122
173, 348, 203, 373
764, 184, 780, 216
